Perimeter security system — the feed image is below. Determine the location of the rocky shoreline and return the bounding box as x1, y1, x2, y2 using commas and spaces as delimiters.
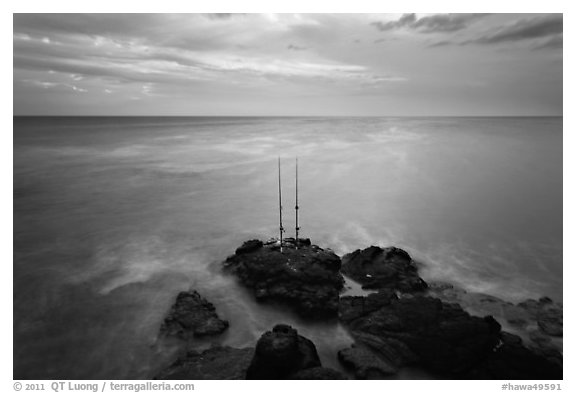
155, 239, 562, 380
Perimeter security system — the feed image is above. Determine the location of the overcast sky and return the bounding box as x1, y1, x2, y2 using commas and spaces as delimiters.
13, 13, 562, 116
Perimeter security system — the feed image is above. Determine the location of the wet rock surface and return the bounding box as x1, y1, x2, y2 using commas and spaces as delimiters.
223, 239, 344, 317
338, 346, 397, 379
155, 324, 346, 380
339, 292, 501, 375
519, 298, 563, 337
156, 346, 254, 380
428, 282, 563, 367
160, 291, 229, 338
291, 367, 347, 380
155, 240, 562, 380
341, 246, 427, 292
338, 290, 562, 379
464, 332, 562, 379
246, 324, 322, 379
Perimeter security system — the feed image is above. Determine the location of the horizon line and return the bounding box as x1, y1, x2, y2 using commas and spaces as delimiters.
13, 114, 563, 118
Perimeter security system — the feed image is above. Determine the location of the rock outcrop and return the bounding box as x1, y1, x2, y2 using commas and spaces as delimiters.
160, 291, 229, 338
338, 346, 397, 379
518, 298, 563, 337
246, 324, 322, 379
223, 239, 344, 317
157, 324, 346, 380
427, 282, 563, 367
156, 240, 562, 380
156, 346, 254, 380
291, 367, 347, 380
465, 331, 562, 379
341, 246, 427, 293
338, 291, 562, 379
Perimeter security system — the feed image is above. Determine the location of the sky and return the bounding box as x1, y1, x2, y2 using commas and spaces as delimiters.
13, 13, 563, 116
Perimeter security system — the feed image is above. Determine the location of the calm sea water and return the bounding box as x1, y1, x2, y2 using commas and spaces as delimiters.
13, 116, 562, 379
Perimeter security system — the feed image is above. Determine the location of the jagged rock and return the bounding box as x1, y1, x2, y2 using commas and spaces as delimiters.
338, 346, 397, 379
246, 324, 321, 379
223, 239, 344, 317
464, 336, 563, 380
428, 282, 563, 361
349, 331, 419, 368
235, 239, 263, 255
160, 291, 229, 338
339, 291, 562, 379
156, 346, 254, 380
338, 289, 396, 323
500, 332, 523, 346
341, 246, 427, 292
518, 298, 563, 337
291, 367, 347, 380
339, 293, 500, 375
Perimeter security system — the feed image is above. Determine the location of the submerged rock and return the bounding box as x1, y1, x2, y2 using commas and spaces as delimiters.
223, 239, 344, 317
156, 346, 254, 380
341, 246, 427, 293
246, 324, 321, 379
160, 291, 229, 338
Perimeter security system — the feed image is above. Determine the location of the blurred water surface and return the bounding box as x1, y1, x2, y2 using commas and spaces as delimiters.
13, 116, 562, 379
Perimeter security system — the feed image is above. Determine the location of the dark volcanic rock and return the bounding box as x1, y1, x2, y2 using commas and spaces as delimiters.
246, 324, 321, 379
291, 367, 347, 380
339, 292, 499, 374
160, 291, 229, 338
235, 239, 263, 255
428, 282, 563, 365
156, 346, 254, 380
518, 298, 563, 337
223, 239, 344, 317
338, 346, 397, 379
341, 246, 427, 292
464, 335, 563, 380
339, 292, 562, 379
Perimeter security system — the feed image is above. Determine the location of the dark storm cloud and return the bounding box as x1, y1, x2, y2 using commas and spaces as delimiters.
470, 14, 562, 44
371, 13, 488, 34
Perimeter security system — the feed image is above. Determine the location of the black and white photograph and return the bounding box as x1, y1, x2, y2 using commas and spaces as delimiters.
12, 9, 565, 384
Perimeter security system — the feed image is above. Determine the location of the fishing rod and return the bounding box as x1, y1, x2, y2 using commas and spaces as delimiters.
278, 157, 284, 253
295, 157, 300, 249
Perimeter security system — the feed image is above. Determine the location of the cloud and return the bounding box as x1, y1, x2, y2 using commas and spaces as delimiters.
426, 14, 563, 49
371, 13, 487, 34
19, 78, 88, 93
13, 14, 406, 96
470, 14, 562, 44
371, 13, 416, 31
533, 35, 563, 50
13, 13, 561, 116
203, 13, 245, 20
287, 44, 307, 51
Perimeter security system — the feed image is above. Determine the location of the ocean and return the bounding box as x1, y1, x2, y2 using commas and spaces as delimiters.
13, 116, 563, 379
